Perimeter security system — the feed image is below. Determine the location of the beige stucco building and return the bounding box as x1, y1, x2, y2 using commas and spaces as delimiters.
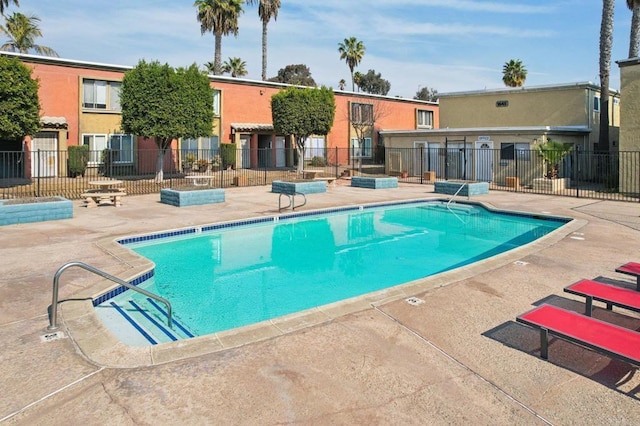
617, 58, 640, 194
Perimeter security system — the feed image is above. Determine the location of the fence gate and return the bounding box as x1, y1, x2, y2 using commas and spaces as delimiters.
31, 132, 58, 177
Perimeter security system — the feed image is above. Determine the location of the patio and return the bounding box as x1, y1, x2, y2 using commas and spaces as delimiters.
1, 183, 639, 424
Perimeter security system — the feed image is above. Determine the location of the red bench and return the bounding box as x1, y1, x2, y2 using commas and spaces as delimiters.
516, 304, 640, 366
615, 262, 640, 291
564, 279, 640, 316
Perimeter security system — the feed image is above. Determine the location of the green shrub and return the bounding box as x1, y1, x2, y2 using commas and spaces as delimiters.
310, 156, 326, 167
220, 143, 236, 169
68, 145, 89, 177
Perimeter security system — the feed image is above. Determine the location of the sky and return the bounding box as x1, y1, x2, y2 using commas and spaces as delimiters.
5, 0, 637, 98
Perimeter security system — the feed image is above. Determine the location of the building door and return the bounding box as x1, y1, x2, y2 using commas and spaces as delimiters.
275, 137, 285, 167
238, 135, 251, 169
31, 132, 58, 177
474, 140, 493, 182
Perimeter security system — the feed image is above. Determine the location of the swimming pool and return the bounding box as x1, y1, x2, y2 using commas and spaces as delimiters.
95, 200, 569, 346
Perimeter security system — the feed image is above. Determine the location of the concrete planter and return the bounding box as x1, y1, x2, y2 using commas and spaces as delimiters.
533, 178, 570, 192
271, 180, 327, 194
160, 188, 225, 207
434, 181, 489, 196
351, 176, 398, 189
0, 196, 73, 226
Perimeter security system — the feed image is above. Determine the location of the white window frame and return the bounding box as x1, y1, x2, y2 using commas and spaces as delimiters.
181, 136, 221, 161
351, 137, 372, 158
82, 79, 122, 111
416, 109, 433, 129
304, 136, 325, 160
213, 90, 221, 116
82, 133, 108, 165
109, 134, 134, 163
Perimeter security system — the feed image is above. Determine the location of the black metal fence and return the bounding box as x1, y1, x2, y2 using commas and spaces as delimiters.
1, 147, 639, 202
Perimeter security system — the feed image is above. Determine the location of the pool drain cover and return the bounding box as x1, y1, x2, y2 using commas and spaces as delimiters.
406, 297, 425, 306
40, 331, 65, 343
513, 261, 528, 266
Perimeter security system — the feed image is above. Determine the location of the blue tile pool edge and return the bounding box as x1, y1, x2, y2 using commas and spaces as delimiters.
92, 198, 572, 307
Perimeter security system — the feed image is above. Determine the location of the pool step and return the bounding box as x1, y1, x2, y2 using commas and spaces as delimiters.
98, 297, 195, 346
422, 202, 481, 215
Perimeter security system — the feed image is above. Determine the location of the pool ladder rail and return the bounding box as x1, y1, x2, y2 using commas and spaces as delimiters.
48, 261, 172, 331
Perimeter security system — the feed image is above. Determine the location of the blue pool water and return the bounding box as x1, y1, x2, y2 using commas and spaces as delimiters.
97, 201, 568, 344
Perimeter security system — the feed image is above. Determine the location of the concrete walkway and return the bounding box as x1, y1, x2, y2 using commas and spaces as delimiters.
1, 182, 639, 424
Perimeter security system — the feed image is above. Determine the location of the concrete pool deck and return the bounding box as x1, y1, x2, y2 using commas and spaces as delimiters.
1, 182, 639, 424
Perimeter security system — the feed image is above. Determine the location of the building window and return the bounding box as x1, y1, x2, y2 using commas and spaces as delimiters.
351, 103, 373, 124
82, 134, 107, 164
500, 143, 530, 161
593, 96, 600, 112
213, 90, 221, 116
351, 137, 372, 158
82, 79, 121, 111
181, 136, 220, 161
304, 136, 325, 159
416, 109, 433, 129
109, 134, 133, 163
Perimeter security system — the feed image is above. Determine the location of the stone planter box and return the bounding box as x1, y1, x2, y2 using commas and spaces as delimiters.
271, 180, 327, 195
0, 196, 73, 226
351, 176, 398, 189
533, 178, 569, 192
434, 181, 489, 196
160, 188, 225, 207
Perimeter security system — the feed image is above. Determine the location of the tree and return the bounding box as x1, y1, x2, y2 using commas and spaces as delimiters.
338, 79, 346, 90
0, 55, 40, 142
502, 59, 527, 87
246, 0, 281, 81
120, 60, 214, 183
628, 0, 640, 57
194, 0, 244, 76
271, 86, 336, 173
222, 56, 247, 77
357, 69, 391, 95
0, 12, 58, 56
0, 0, 19, 15
414, 86, 439, 102
599, 0, 614, 151
536, 139, 573, 179
268, 64, 316, 86
353, 71, 363, 92
338, 36, 365, 91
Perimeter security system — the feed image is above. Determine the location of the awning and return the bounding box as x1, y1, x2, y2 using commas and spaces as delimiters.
40, 116, 68, 129
230, 123, 274, 132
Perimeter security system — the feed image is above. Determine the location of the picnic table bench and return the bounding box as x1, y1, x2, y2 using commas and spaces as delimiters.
516, 304, 640, 366
302, 169, 324, 179
82, 180, 126, 208
185, 175, 216, 187
564, 279, 640, 316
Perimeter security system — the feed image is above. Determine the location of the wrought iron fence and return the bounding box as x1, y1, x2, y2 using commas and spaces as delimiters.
1, 146, 639, 202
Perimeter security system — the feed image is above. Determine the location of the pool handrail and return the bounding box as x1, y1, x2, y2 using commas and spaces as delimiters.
48, 261, 172, 330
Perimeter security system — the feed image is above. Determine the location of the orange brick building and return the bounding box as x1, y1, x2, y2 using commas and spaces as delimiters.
2, 52, 438, 177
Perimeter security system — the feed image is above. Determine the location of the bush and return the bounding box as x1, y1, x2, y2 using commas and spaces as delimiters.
310, 156, 326, 167
68, 145, 89, 177
220, 143, 236, 169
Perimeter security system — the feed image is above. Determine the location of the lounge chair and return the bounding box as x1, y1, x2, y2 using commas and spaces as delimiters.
516, 304, 640, 366
615, 262, 640, 291
564, 279, 640, 316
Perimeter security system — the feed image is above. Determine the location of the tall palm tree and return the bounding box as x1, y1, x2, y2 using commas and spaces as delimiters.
353, 71, 363, 92
338, 36, 365, 91
338, 79, 346, 90
628, 0, 640, 57
599, 0, 614, 151
246, 0, 281, 81
502, 59, 527, 87
194, 0, 244, 76
222, 56, 247, 77
0, 0, 19, 15
0, 12, 58, 56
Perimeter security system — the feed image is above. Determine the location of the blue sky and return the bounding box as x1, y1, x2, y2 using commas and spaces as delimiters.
6, 0, 636, 97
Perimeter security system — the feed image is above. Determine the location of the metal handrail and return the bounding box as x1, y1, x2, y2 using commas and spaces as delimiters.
48, 261, 172, 330
446, 182, 469, 209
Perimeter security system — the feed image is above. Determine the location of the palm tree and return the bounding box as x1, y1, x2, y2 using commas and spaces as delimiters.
0, 0, 19, 15
0, 12, 58, 56
246, 0, 281, 81
338, 36, 365, 91
599, 0, 614, 151
628, 0, 640, 57
204, 61, 216, 73
338, 79, 346, 90
194, 0, 244, 76
222, 56, 247, 77
502, 59, 527, 87
353, 71, 363, 92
